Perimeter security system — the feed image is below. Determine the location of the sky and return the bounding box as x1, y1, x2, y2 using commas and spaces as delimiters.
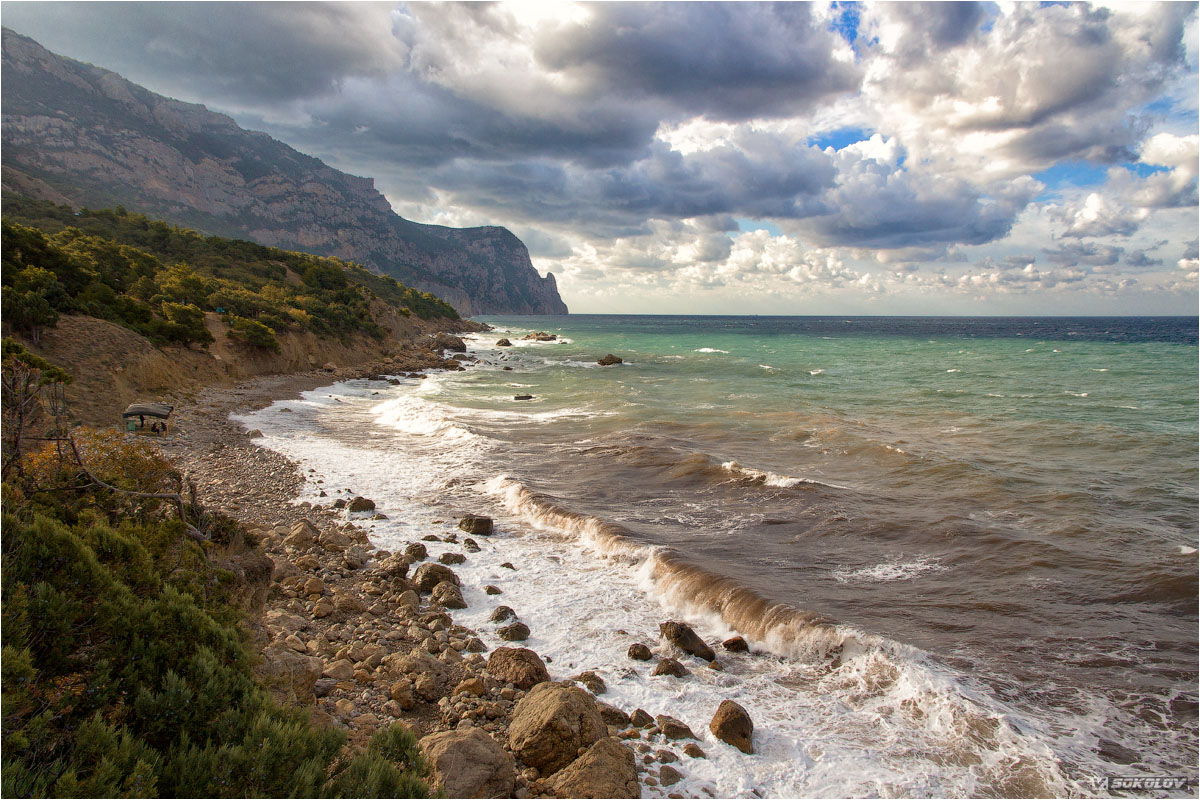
3, 1, 1198, 315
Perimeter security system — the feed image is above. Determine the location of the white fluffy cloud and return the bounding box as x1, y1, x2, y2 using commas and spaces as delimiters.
2, 0, 1196, 313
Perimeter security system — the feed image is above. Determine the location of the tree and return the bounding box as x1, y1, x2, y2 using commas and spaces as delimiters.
0, 339, 72, 479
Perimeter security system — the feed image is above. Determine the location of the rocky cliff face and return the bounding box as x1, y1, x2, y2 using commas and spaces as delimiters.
0, 29, 568, 316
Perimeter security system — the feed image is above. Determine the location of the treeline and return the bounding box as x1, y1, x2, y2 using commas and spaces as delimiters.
1, 341, 433, 797
1, 196, 458, 350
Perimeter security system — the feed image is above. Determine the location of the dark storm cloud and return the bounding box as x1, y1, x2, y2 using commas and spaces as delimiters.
532, 2, 860, 121
0, 1, 405, 103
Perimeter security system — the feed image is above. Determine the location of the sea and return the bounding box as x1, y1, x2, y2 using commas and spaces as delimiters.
235, 315, 1198, 798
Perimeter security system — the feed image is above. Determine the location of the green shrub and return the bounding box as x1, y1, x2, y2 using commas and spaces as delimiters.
227, 315, 281, 352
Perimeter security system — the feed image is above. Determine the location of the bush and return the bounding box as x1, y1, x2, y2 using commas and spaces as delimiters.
227, 315, 281, 352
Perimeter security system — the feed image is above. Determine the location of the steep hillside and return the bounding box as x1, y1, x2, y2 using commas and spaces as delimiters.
0, 29, 568, 316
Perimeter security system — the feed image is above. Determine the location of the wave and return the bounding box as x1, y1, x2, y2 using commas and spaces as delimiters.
694, 347, 729, 353
481, 474, 1073, 795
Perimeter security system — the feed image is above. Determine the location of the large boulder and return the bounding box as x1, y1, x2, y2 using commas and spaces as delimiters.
544, 737, 640, 798
486, 647, 549, 690
597, 354, 623, 366
412, 562, 460, 592
498, 621, 531, 641
496, 338, 513, 347
710, 699, 754, 754
284, 520, 319, 548
660, 620, 715, 661
346, 496, 376, 513
432, 580, 467, 609
508, 682, 608, 775
433, 332, 467, 352
419, 727, 516, 798
459, 514, 494, 536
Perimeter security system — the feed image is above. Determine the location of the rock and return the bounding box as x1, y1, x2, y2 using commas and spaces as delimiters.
466, 637, 487, 653
484, 584, 502, 595
303, 576, 325, 596
655, 715, 697, 741
323, 659, 356, 682
432, 580, 468, 609
464, 538, 481, 553
656, 749, 678, 764
514, 395, 534, 401
571, 671, 606, 695
413, 562, 460, 592
486, 647, 550, 690
454, 677, 488, 697
439, 551, 466, 565
432, 332, 467, 352
332, 499, 347, 509
323, 362, 337, 372
342, 546, 369, 570
346, 496, 376, 513
497, 338, 512, 347
389, 679, 416, 710
682, 742, 706, 759
378, 554, 411, 579
405, 542, 428, 561
294, 554, 320, 571
651, 658, 688, 678
490, 606, 516, 623
284, 520, 319, 548
313, 678, 337, 698
499, 622, 531, 641
659, 621, 715, 662
722, 636, 750, 653
627, 643, 653, 661
544, 737, 640, 798
335, 592, 368, 613
501, 562, 516, 570
258, 645, 324, 703
318, 530, 352, 552
509, 682, 608, 775
630, 709, 655, 728
396, 589, 420, 613
312, 599, 334, 618
420, 727, 517, 799
658, 765, 683, 787
709, 700, 754, 753
459, 514, 494, 536
596, 702, 630, 728
597, 354, 623, 366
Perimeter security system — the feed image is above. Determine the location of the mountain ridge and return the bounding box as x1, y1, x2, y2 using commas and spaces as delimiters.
0, 28, 568, 316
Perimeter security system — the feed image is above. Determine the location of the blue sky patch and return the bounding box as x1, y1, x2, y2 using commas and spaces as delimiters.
735, 218, 783, 237
1034, 161, 1110, 194
809, 126, 872, 151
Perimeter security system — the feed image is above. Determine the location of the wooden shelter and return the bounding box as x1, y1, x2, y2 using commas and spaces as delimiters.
123, 403, 174, 434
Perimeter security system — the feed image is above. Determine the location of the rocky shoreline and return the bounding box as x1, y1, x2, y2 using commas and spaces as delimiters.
152, 334, 752, 799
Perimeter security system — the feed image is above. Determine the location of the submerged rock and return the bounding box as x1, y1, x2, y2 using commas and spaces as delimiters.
627, 643, 653, 661
597, 354, 623, 366
459, 514, 495, 536
722, 636, 750, 652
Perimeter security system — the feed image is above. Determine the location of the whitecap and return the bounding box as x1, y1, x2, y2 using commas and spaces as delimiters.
694, 347, 729, 354
809, 368, 825, 375
833, 557, 948, 583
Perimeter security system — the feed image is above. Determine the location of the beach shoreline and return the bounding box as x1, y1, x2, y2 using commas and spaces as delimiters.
150, 355, 713, 799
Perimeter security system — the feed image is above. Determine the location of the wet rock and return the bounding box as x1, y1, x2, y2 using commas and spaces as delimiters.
651, 658, 688, 678
413, 562, 460, 592
499, 622, 531, 641
501, 562, 517, 570
629, 709, 654, 728
544, 737, 640, 798
627, 643, 653, 661
722, 636, 750, 652
597, 354, 623, 366
655, 715, 697, 741
432, 581, 467, 609
514, 394, 534, 401
522, 331, 558, 342
497, 338, 513, 347
571, 671, 607, 695
596, 702, 630, 728
420, 727, 517, 799
660, 620, 715, 662
466, 637, 487, 653
490, 606, 517, 623
439, 551, 467, 565
405, 542, 428, 561
658, 765, 683, 787
486, 647, 550, 690
379, 553, 411, 579
485, 584, 502, 595
459, 514, 495, 536
509, 682, 608, 775
464, 538, 481, 553
709, 699, 754, 754
347, 496, 376, 513
682, 742, 706, 759
656, 749, 679, 764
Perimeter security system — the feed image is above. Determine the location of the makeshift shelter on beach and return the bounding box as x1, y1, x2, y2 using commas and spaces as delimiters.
122, 403, 174, 434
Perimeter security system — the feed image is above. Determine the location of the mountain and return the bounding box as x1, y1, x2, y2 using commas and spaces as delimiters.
0, 29, 568, 316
